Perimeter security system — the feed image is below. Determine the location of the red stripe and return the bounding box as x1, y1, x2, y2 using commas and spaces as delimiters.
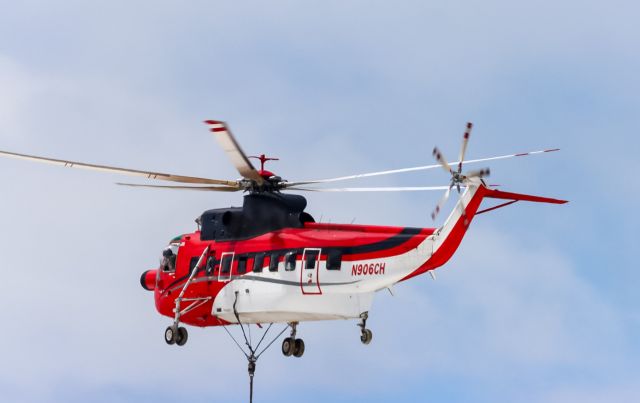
544, 148, 560, 152
515, 152, 529, 156
204, 120, 222, 124
211, 127, 227, 132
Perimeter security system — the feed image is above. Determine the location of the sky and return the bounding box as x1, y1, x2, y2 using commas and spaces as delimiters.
0, 1, 638, 402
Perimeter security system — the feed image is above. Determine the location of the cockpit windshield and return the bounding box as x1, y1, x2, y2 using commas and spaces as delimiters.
161, 242, 180, 272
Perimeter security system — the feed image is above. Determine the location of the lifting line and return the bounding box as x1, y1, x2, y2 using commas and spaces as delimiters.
221, 291, 290, 403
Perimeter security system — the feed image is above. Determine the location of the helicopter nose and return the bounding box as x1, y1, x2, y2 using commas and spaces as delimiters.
140, 269, 158, 291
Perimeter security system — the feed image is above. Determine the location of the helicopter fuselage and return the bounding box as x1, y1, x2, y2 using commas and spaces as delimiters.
142, 183, 487, 327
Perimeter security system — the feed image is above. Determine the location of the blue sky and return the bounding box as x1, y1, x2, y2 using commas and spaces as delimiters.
0, 1, 637, 402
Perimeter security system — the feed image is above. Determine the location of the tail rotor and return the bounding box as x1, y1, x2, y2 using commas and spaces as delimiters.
430, 122, 490, 225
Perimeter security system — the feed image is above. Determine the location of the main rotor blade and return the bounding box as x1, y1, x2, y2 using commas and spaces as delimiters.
458, 122, 472, 173
431, 186, 453, 221
205, 120, 265, 185
432, 146, 453, 174
288, 186, 452, 192
116, 183, 241, 191
287, 148, 560, 186
0, 149, 239, 186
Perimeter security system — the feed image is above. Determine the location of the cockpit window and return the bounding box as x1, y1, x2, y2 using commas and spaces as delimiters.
161, 243, 179, 272
189, 257, 200, 274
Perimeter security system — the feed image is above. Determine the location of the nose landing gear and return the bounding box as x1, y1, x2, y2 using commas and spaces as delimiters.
164, 246, 210, 347
165, 325, 189, 346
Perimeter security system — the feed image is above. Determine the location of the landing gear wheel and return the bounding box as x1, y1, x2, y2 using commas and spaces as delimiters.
282, 337, 295, 356
165, 326, 176, 345
360, 329, 373, 345
293, 338, 305, 357
176, 326, 188, 346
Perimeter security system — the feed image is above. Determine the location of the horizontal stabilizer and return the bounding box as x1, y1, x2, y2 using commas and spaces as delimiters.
482, 187, 568, 204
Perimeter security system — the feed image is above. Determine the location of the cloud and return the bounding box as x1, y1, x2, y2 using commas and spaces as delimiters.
536, 381, 640, 403
0, 1, 638, 402
0, 57, 37, 140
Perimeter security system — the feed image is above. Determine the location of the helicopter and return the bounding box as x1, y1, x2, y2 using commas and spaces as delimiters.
0, 120, 566, 399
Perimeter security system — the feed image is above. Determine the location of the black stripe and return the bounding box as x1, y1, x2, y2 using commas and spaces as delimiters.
328, 227, 422, 255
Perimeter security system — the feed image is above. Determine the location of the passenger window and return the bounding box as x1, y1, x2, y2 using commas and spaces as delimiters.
253, 253, 265, 273
327, 251, 342, 270
285, 252, 297, 271
237, 256, 247, 274
269, 253, 281, 272
221, 255, 233, 274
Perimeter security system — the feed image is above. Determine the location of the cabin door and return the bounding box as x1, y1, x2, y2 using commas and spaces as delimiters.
300, 248, 322, 295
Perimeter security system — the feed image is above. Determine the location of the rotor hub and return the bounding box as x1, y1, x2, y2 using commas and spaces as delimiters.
451, 171, 464, 183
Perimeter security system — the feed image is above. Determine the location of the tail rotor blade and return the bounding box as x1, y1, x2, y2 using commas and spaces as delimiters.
432, 147, 453, 174
466, 168, 490, 178
431, 186, 452, 221
457, 122, 472, 173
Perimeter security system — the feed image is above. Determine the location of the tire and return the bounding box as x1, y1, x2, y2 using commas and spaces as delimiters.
293, 338, 305, 358
165, 326, 176, 345
176, 327, 188, 346
282, 337, 294, 356
360, 329, 373, 345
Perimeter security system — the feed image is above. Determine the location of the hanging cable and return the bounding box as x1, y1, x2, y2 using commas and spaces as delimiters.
219, 291, 290, 403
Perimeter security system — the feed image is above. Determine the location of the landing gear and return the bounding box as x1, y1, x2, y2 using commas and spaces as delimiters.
358, 312, 373, 345
164, 325, 189, 346
281, 322, 305, 358
360, 329, 372, 345
176, 326, 188, 346
164, 326, 176, 345
282, 337, 294, 356
293, 338, 305, 357
165, 246, 211, 347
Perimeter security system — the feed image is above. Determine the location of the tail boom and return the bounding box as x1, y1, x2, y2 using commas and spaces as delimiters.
401, 184, 567, 281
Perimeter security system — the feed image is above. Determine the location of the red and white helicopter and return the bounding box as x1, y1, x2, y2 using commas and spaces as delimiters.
0, 121, 566, 396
